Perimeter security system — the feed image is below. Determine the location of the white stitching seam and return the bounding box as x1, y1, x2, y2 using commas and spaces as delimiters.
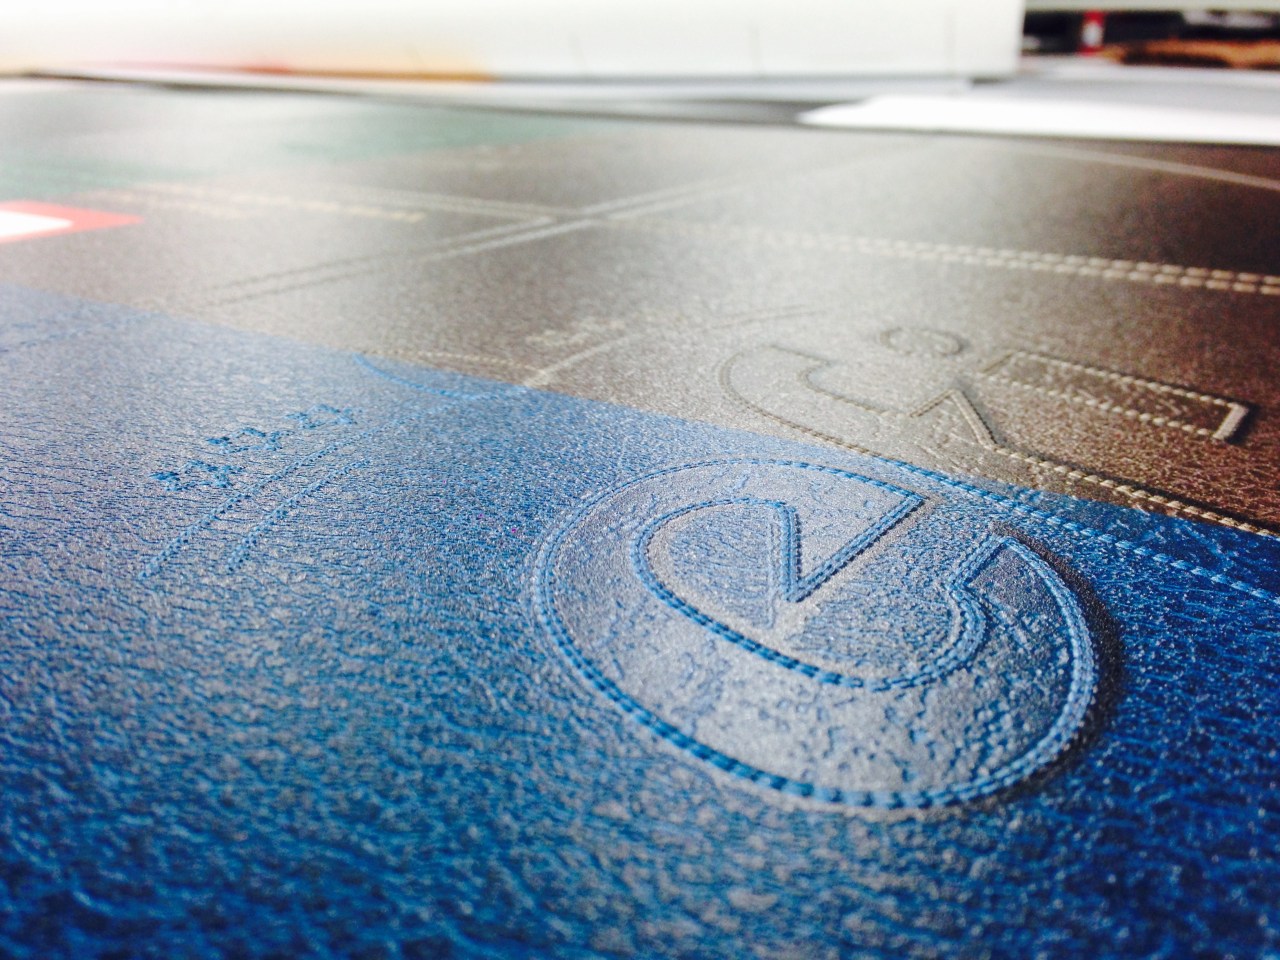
614, 218, 1280, 298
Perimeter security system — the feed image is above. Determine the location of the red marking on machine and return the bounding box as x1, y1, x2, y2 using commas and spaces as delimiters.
0, 201, 140, 244
1080, 11, 1106, 55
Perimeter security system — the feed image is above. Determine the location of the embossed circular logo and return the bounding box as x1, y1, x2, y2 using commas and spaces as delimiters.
536, 459, 1098, 808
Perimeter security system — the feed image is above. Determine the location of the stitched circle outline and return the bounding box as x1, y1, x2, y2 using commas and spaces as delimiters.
534, 457, 1100, 809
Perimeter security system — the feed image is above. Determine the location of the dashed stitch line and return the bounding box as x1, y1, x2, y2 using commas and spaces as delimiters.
223, 459, 367, 571
136, 183, 435, 223
537, 448, 1259, 808
80, 188, 251, 220
612, 218, 1280, 298
633, 494, 995, 691
981, 351, 1249, 442
892, 461, 1280, 606
982, 375, 1223, 439
1008, 351, 1241, 407
720, 349, 1276, 539
590, 147, 926, 222
317, 183, 567, 219
599, 458, 1280, 604
175, 219, 585, 312
155, 218, 550, 314
534, 460, 1100, 808
138, 357, 514, 581
136, 433, 371, 581
796, 357, 1271, 534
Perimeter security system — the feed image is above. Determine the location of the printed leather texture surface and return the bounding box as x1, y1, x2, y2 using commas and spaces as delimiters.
2, 288, 1279, 959
0, 82, 1279, 533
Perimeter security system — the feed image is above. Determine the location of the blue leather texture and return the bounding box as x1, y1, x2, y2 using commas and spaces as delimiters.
2, 287, 1279, 959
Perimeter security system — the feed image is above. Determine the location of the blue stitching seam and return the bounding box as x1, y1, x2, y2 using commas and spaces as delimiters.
541, 533, 1095, 809
531, 458, 1193, 808
138, 354, 520, 581
223, 459, 367, 571
582, 457, 1280, 606
632, 509, 1018, 692
628, 494, 1000, 691
137, 431, 380, 581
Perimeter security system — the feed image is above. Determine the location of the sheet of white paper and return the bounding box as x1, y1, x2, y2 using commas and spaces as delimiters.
802, 94, 1280, 146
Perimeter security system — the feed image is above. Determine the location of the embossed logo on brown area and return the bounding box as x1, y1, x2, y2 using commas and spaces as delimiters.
721, 327, 1269, 536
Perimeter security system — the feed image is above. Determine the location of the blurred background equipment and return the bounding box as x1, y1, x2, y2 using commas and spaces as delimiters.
0, 0, 1024, 79
1024, 3, 1280, 68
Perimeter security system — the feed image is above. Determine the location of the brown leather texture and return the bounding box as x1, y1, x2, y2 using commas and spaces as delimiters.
2, 81, 1277, 534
